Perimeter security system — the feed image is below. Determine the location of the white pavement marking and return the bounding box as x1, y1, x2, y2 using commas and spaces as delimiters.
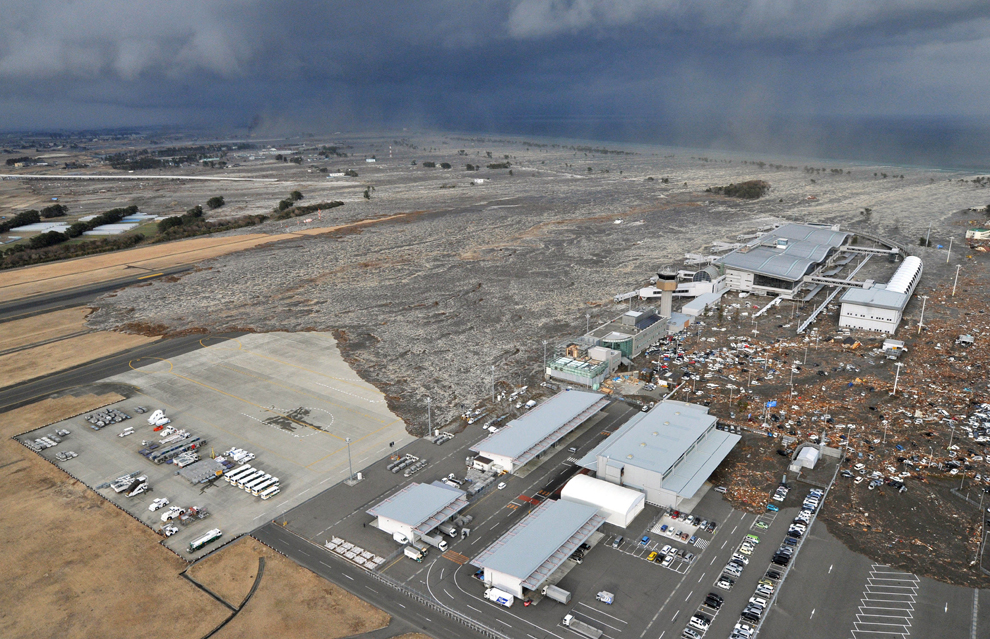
366, 586, 378, 594
672, 610, 680, 621
811, 608, 815, 618
575, 602, 628, 624
686, 590, 693, 601
443, 588, 454, 599
850, 564, 918, 639
342, 573, 354, 581
467, 604, 482, 613
397, 603, 405, 608
496, 619, 512, 627
972, 589, 979, 639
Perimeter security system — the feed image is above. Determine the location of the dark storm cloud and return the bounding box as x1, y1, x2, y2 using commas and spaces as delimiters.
1, 0, 989, 132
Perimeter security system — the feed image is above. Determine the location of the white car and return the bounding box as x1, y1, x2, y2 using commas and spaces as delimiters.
497, 482, 506, 490
149, 497, 170, 511
162, 524, 179, 537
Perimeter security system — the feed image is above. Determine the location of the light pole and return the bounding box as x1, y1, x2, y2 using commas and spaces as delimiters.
892, 362, 904, 396
926, 222, 932, 247
883, 423, 889, 444
918, 295, 929, 334
427, 397, 432, 436
586, 313, 590, 334
804, 345, 809, 365
949, 424, 955, 449
953, 264, 961, 297
946, 237, 953, 264
491, 365, 495, 402
542, 340, 548, 372
346, 437, 354, 482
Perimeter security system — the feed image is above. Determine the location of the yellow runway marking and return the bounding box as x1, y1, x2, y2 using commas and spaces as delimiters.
136, 272, 164, 279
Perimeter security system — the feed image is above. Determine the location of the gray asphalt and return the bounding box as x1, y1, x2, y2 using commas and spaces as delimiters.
254, 522, 493, 639
0, 265, 192, 321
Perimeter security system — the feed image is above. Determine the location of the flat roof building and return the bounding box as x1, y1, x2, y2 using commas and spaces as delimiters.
471, 499, 605, 598
718, 223, 849, 298
470, 390, 608, 474
367, 482, 468, 542
839, 256, 922, 334
576, 400, 740, 509
585, 308, 666, 359
546, 343, 621, 389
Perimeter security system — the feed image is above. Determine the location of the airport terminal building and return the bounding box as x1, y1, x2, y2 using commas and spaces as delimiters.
577, 400, 740, 509
717, 224, 849, 298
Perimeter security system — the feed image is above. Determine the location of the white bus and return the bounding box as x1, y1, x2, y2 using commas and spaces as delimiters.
234, 470, 265, 488
259, 485, 281, 500
243, 473, 272, 492
251, 477, 279, 496
223, 465, 253, 483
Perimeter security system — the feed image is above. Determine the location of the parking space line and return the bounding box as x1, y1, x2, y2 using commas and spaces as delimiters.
575, 602, 628, 624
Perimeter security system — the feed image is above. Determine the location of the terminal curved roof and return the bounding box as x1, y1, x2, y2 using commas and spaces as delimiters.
718, 223, 849, 282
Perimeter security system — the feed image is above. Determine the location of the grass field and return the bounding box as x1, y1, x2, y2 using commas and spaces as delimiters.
190, 537, 391, 639
0, 329, 156, 387
0, 306, 91, 352
0, 393, 230, 639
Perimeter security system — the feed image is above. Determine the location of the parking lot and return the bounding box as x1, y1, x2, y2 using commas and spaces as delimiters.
16, 332, 411, 557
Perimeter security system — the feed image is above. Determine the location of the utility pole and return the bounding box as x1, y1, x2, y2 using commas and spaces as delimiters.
542, 340, 548, 373
891, 362, 904, 396
586, 313, 590, 334
952, 264, 961, 297
804, 345, 809, 365
949, 424, 956, 449
926, 222, 932, 247
918, 295, 929, 334
883, 422, 889, 444
491, 365, 495, 402
946, 237, 953, 263
427, 397, 432, 436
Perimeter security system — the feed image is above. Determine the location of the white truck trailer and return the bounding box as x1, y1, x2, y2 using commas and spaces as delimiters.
421, 533, 448, 552
562, 615, 603, 639
542, 584, 572, 604
404, 546, 424, 562
485, 588, 514, 607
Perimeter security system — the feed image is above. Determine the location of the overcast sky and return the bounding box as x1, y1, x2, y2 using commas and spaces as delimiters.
3, 1, 990, 161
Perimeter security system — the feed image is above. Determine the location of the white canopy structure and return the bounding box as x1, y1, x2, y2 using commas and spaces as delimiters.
561, 474, 646, 528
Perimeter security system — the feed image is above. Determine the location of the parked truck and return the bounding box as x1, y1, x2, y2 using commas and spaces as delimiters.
421, 533, 449, 552
437, 522, 457, 538
404, 545, 424, 562
595, 591, 614, 605
541, 584, 572, 604
562, 615, 603, 639
485, 588, 514, 607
